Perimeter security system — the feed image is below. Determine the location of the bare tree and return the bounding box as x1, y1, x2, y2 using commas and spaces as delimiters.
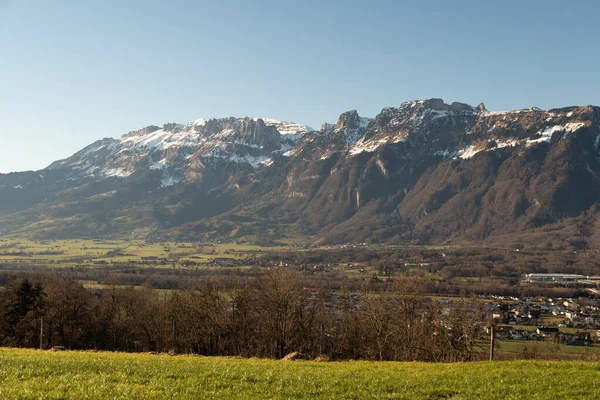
255, 268, 306, 358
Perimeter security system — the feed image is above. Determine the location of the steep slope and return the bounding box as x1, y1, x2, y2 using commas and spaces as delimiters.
1, 99, 600, 249
283, 100, 600, 247
226, 99, 600, 248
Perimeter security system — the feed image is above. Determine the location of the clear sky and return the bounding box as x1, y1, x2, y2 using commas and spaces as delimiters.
1, 0, 599, 172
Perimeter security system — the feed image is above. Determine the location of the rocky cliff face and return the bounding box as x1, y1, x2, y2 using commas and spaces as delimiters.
2, 99, 600, 249
237, 99, 600, 248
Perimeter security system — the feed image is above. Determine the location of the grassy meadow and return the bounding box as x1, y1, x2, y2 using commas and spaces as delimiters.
497, 340, 600, 358
0, 348, 599, 399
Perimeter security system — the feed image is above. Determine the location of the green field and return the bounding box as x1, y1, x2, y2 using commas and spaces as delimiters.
498, 340, 600, 358
0, 238, 280, 268
0, 349, 599, 399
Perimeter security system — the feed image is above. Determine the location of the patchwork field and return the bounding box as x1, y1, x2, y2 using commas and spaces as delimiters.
0, 348, 599, 399
0, 237, 389, 279
0, 238, 274, 268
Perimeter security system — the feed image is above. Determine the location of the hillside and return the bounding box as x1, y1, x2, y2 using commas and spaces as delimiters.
1, 349, 598, 399
1, 99, 600, 249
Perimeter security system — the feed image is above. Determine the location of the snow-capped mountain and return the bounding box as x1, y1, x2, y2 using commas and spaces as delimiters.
2, 99, 600, 249
47, 117, 313, 187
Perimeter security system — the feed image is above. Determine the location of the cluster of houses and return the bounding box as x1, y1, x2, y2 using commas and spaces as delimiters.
493, 326, 593, 345
206, 257, 256, 267
488, 295, 600, 345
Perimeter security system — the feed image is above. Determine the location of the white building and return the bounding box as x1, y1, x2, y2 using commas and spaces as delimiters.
526, 273, 585, 283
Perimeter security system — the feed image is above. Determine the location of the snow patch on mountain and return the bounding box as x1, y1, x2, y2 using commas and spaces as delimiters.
201, 151, 274, 168
255, 118, 313, 136
350, 136, 405, 156
526, 122, 587, 146
121, 128, 202, 152
104, 167, 131, 178
190, 118, 207, 127
434, 150, 451, 157
150, 158, 168, 170
458, 145, 482, 159
485, 109, 526, 116
160, 174, 180, 188
45, 114, 314, 185
494, 139, 520, 149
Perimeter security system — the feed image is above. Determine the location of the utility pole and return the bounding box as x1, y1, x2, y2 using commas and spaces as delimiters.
39, 317, 44, 350
489, 325, 495, 361
171, 320, 177, 354
319, 324, 324, 357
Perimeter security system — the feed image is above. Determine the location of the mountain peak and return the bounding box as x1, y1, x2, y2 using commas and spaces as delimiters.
335, 110, 361, 131
418, 98, 477, 113
121, 125, 161, 139
239, 118, 280, 151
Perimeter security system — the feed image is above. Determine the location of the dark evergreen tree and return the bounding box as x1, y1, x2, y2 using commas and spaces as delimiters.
1, 279, 46, 346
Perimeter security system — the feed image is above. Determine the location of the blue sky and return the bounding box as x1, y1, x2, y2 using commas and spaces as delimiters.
1, 0, 599, 172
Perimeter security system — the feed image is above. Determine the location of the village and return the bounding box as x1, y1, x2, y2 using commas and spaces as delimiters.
487, 294, 600, 346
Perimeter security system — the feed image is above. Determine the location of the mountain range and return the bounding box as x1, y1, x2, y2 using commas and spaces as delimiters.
2, 98, 600, 249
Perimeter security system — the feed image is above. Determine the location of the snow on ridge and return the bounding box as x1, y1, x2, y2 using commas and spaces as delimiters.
120, 128, 203, 153
453, 120, 588, 159
450, 121, 588, 158
397, 99, 478, 114
103, 167, 131, 178
458, 145, 482, 159
526, 122, 586, 146
560, 122, 586, 139
349, 138, 388, 155
485, 110, 526, 116
398, 100, 424, 109
252, 118, 313, 136
63, 139, 119, 164
563, 122, 586, 132
437, 138, 520, 161
349, 134, 407, 156
484, 107, 543, 117
494, 139, 520, 149
200, 152, 273, 168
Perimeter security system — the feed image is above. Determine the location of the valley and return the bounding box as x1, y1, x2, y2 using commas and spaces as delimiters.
3, 2, 599, 398
1, 237, 600, 362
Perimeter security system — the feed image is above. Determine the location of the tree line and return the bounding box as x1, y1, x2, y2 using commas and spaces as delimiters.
0, 268, 488, 362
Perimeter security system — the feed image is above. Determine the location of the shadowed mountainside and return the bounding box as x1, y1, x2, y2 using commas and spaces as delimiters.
1, 99, 600, 249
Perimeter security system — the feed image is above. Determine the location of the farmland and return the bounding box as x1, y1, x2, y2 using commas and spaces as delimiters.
0, 348, 599, 399
0, 237, 270, 267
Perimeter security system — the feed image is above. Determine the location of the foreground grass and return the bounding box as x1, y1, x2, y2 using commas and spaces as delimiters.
0, 349, 599, 399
